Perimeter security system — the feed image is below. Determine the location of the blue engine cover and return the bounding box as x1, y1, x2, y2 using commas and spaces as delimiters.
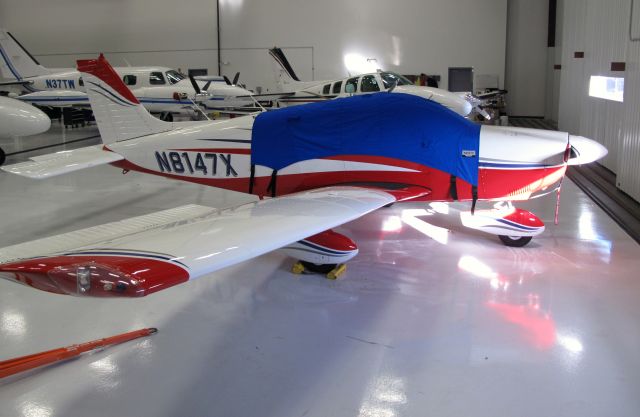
252, 92, 480, 185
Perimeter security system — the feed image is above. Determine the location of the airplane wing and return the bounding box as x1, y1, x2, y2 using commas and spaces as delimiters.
235, 92, 296, 98
0, 186, 422, 297
473, 89, 507, 100
0, 80, 32, 86
17, 90, 90, 107
1, 145, 124, 179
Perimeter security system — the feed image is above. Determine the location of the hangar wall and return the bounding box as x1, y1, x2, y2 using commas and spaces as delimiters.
558, 0, 640, 201
0, 0, 220, 73
0, 0, 508, 95
505, 0, 549, 117
218, 0, 508, 94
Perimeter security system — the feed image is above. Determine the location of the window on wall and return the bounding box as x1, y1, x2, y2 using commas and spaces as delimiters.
589, 76, 624, 102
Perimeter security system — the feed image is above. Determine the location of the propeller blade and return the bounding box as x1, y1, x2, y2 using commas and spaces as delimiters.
189, 75, 201, 94
232, 72, 240, 85
477, 107, 492, 121
223, 75, 232, 85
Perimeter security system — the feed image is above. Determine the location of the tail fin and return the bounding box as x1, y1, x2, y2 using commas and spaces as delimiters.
77, 54, 172, 144
0, 29, 49, 80
268, 47, 306, 91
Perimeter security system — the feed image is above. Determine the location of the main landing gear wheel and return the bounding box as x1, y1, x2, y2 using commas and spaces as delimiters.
0, 147, 5, 166
499, 235, 533, 247
291, 261, 347, 280
160, 112, 173, 122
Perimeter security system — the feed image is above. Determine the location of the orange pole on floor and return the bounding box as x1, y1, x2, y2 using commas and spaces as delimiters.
0, 327, 157, 379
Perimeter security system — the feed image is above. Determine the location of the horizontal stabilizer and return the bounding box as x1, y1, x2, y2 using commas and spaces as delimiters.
1, 145, 124, 179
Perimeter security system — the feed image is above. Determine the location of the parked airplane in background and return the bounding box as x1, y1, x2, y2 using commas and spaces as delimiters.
0, 54, 606, 298
266, 47, 499, 119
0, 29, 254, 120
0, 95, 51, 164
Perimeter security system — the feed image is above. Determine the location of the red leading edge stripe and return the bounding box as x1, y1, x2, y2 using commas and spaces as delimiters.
0, 255, 189, 297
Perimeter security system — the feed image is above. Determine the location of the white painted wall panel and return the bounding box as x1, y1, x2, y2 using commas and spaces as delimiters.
576, 0, 629, 171
219, 0, 508, 92
0, 0, 220, 73
559, 0, 640, 202
505, 0, 548, 117
0, 0, 508, 95
619, 10, 640, 199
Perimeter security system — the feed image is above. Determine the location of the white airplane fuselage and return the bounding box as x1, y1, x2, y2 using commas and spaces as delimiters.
12, 68, 253, 114
276, 73, 473, 117
105, 113, 604, 205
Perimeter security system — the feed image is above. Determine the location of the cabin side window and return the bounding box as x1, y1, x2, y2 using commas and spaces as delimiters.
345, 77, 358, 94
149, 72, 166, 85
332, 81, 343, 94
322, 84, 331, 95
123, 75, 137, 86
361, 75, 380, 92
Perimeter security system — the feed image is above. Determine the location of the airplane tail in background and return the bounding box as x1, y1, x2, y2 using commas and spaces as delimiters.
268, 47, 310, 91
77, 54, 173, 144
0, 29, 49, 80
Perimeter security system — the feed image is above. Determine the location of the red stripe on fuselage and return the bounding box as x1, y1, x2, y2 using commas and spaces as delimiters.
112, 155, 567, 202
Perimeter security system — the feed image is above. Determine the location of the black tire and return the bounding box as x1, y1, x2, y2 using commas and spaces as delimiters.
161, 112, 174, 122
300, 261, 337, 274
0, 147, 5, 166
499, 235, 532, 247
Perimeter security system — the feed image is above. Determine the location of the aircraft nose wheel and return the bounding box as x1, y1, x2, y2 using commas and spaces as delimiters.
499, 235, 533, 247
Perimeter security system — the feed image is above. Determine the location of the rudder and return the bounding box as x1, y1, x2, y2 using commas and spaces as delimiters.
77, 54, 173, 144
0, 29, 49, 80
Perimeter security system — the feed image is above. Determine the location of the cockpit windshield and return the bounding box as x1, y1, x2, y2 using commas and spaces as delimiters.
166, 70, 185, 85
380, 72, 413, 89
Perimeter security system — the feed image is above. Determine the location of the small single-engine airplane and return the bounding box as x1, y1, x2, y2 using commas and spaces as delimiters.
0, 54, 606, 298
0, 95, 51, 164
262, 47, 503, 119
0, 29, 254, 120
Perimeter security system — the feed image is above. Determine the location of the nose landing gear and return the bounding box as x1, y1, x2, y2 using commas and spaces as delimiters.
460, 202, 545, 247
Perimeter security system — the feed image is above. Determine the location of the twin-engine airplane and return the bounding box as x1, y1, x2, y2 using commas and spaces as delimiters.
264, 47, 502, 119
0, 54, 607, 298
0, 30, 253, 120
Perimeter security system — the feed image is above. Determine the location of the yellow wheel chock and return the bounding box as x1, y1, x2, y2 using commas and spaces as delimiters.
291, 262, 305, 275
326, 264, 347, 280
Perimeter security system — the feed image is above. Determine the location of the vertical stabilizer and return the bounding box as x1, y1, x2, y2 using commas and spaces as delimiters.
77, 54, 173, 144
0, 29, 49, 80
268, 47, 305, 91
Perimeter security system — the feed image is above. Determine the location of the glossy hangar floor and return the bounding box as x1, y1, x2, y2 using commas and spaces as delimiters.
1, 123, 640, 417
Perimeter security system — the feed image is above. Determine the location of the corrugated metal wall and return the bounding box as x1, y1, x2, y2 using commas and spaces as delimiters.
558, 0, 640, 202
619, 23, 640, 197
